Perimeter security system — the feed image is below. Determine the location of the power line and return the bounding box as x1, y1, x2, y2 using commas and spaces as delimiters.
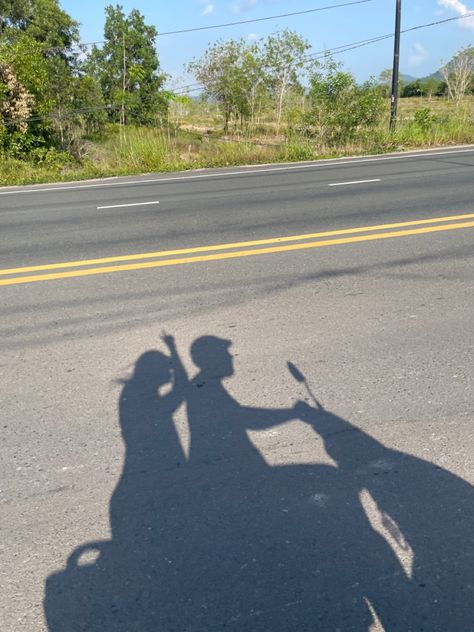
0, 104, 118, 128
170, 12, 474, 93
173, 86, 203, 97
173, 86, 204, 95
305, 34, 392, 61
165, 82, 203, 91
304, 12, 474, 62
3, 10, 473, 125
41, 1, 374, 52
403, 11, 474, 33
171, 11, 474, 94
157, 0, 373, 36
44, 8, 474, 62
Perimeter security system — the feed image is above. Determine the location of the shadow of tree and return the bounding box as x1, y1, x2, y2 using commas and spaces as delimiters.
44, 334, 474, 631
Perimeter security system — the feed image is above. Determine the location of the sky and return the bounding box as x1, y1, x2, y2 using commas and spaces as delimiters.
61, 0, 474, 85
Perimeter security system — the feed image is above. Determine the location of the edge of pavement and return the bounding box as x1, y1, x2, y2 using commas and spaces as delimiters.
1, 143, 474, 194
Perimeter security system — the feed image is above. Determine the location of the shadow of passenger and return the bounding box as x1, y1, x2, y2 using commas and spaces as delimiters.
44, 335, 474, 631
110, 335, 187, 543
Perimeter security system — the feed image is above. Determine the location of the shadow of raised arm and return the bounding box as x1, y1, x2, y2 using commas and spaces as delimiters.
160, 333, 188, 413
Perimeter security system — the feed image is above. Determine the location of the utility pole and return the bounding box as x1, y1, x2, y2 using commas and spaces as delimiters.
389, 0, 402, 132
121, 31, 126, 130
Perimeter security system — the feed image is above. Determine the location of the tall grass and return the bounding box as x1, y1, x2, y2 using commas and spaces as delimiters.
1, 97, 473, 186
103, 127, 182, 172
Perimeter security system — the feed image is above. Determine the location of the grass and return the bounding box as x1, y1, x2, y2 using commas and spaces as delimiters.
1, 97, 473, 186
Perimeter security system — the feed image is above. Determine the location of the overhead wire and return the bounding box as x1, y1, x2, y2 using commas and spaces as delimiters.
305, 11, 474, 62
3, 10, 473, 126
171, 12, 474, 92
157, 0, 373, 36
39, 8, 474, 66
167, 13, 474, 83
38, 0, 374, 53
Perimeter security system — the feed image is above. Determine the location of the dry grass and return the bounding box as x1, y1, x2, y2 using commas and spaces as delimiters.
1, 97, 473, 186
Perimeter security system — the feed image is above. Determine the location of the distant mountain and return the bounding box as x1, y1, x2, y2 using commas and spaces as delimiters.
400, 73, 418, 83
419, 46, 473, 83
426, 70, 443, 81
383, 47, 474, 85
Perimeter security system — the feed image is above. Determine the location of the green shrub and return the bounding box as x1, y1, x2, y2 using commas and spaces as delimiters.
29, 146, 73, 166
413, 108, 437, 132
280, 141, 315, 161
304, 58, 387, 145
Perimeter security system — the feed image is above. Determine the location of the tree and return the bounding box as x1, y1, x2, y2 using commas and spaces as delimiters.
0, 0, 84, 150
0, 32, 50, 110
0, 0, 79, 60
241, 44, 267, 129
0, 62, 32, 140
441, 47, 474, 105
377, 68, 392, 97
305, 57, 386, 145
70, 75, 107, 137
262, 30, 312, 134
23, 0, 78, 52
187, 30, 314, 134
87, 5, 167, 126
401, 78, 442, 99
187, 38, 266, 133
377, 67, 406, 98
0, 0, 109, 156
401, 79, 425, 98
0, 0, 34, 35
421, 77, 443, 99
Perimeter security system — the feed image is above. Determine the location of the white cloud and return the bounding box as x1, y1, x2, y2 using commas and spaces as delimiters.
408, 42, 429, 67
201, 3, 214, 15
232, 0, 258, 14
438, 0, 474, 30
247, 32, 259, 41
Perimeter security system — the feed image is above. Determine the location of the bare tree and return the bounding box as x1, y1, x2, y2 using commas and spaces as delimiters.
262, 30, 312, 135
0, 62, 33, 133
441, 47, 474, 106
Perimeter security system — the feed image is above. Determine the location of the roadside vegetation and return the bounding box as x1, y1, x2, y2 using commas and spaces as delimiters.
1, 1, 474, 185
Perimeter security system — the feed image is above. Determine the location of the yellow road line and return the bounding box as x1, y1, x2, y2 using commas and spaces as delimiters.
1, 212, 474, 277
1, 220, 473, 287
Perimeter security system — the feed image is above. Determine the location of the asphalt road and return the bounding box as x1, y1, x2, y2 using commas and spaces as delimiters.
1, 147, 474, 631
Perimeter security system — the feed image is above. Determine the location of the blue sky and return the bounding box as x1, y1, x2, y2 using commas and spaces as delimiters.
62, 0, 474, 84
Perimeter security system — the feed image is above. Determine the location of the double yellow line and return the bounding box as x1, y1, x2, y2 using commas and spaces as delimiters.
1, 212, 474, 287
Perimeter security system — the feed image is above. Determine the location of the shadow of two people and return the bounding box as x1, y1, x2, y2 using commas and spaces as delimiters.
45, 334, 474, 631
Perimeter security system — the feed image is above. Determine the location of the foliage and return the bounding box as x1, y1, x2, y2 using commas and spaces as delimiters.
377, 68, 406, 98
0, 1, 168, 157
261, 30, 313, 132
70, 75, 108, 137
401, 78, 443, 98
1, 13, 473, 182
304, 58, 386, 144
187, 30, 312, 134
0, 0, 83, 151
20, 0, 79, 53
441, 47, 474, 105
377, 68, 393, 97
187, 38, 266, 133
87, 5, 167, 125
413, 107, 437, 132
0, 0, 34, 34
2, 96, 474, 186
0, 32, 50, 109
0, 61, 33, 153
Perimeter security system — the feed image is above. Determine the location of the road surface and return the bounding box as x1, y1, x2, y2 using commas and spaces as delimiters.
1, 147, 473, 631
